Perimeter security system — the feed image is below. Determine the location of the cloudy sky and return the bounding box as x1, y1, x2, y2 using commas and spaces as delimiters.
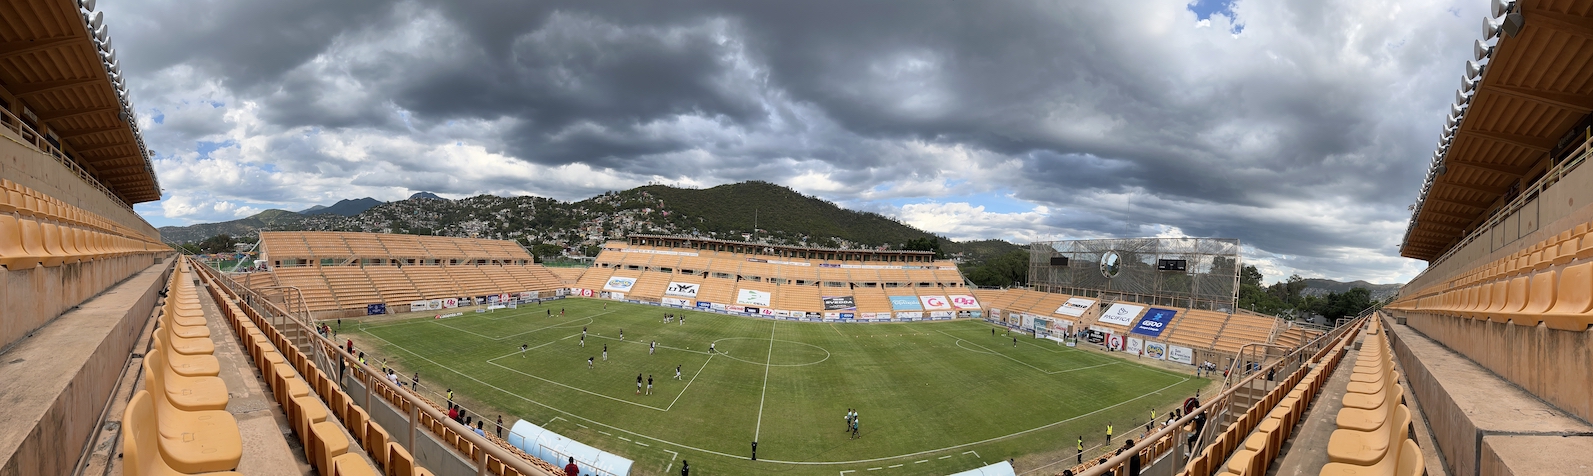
107, 0, 1485, 284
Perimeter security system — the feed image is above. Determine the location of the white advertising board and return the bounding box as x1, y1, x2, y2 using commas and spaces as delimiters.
1097, 303, 1145, 326
1055, 298, 1095, 317
735, 289, 772, 307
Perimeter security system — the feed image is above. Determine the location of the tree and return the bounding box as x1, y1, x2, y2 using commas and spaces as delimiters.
1240, 265, 1263, 288
961, 250, 1029, 288
530, 243, 564, 257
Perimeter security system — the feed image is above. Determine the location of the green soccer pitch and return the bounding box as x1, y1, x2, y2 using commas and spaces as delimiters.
343, 299, 1208, 476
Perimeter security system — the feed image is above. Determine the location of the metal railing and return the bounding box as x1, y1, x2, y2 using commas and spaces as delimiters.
194, 260, 557, 476
0, 105, 139, 212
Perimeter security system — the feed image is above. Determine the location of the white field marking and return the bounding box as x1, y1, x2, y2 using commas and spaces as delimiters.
829, 323, 847, 337
914, 460, 928, 464
663, 449, 679, 474
546, 416, 566, 426
585, 334, 712, 355
962, 450, 979, 458
938, 455, 952, 460
710, 338, 831, 367
840, 471, 856, 476
430, 313, 598, 341
888, 464, 903, 468
954, 339, 995, 354
576, 423, 588, 429
665, 353, 716, 411
485, 358, 670, 411
364, 327, 1195, 466
635, 441, 649, 447
618, 436, 631, 442
752, 322, 777, 442
598, 431, 612, 436
867, 468, 881, 471
486, 334, 580, 362
939, 331, 1121, 375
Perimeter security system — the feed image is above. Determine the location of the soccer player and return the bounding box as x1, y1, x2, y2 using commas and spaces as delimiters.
647, 375, 653, 395
709, 342, 715, 353
580, 335, 585, 347
851, 416, 860, 439
650, 341, 656, 355
675, 365, 682, 380
620, 329, 624, 340
603, 345, 608, 361
1013, 337, 1018, 347
636, 374, 643, 394
520, 343, 528, 357
588, 357, 594, 368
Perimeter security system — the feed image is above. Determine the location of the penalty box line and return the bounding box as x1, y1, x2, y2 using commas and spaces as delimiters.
936, 329, 1120, 375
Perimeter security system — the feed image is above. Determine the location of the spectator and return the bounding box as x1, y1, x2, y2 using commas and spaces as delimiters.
564, 457, 579, 476
497, 415, 504, 438
1125, 439, 1141, 475
448, 404, 458, 422
475, 421, 486, 437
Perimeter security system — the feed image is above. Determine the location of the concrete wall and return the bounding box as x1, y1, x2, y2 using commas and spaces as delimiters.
0, 260, 169, 476
0, 253, 165, 354
0, 135, 159, 240
342, 372, 478, 476
1402, 312, 1593, 423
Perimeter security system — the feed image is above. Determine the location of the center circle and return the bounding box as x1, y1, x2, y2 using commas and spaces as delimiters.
709, 337, 831, 367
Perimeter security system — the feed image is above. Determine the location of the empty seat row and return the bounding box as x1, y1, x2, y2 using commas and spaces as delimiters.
0, 178, 160, 243
193, 260, 420, 476
1321, 320, 1423, 476
1389, 222, 1593, 311
1180, 316, 1359, 476
1413, 261, 1593, 331
124, 262, 243, 475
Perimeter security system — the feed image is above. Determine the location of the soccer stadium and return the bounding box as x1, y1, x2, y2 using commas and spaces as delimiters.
3, 1, 1592, 476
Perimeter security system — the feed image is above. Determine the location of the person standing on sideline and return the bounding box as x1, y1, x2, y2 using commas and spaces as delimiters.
564, 456, 579, 476
844, 409, 852, 432
603, 345, 608, 361
1013, 337, 1018, 347
992, 328, 996, 337
680, 460, 688, 476
620, 329, 624, 340
675, 365, 682, 380
496, 415, 504, 438
446, 389, 454, 406
1106, 422, 1113, 444
647, 375, 653, 395
636, 374, 643, 394
1077, 436, 1084, 464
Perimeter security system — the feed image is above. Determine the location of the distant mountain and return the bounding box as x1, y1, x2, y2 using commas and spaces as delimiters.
1299, 279, 1402, 301
593, 181, 938, 248
409, 191, 444, 200
299, 205, 328, 214
158, 209, 305, 243
306, 197, 383, 216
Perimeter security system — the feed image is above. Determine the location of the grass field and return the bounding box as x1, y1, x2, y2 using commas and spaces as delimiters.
344, 299, 1207, 476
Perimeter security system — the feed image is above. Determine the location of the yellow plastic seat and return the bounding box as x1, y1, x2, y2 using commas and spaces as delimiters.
1498, 271, 1556, 322
120, 391, 244, 476
158, 318, 215, 356
308, 421, 351, 475
38, 222, 75, 265
147, 349, 229, 412
331, 453, 379, 476
1533, 262, 1593, 331
142, 359, 242, 472
1327, 404, 1411, 465
0, 215, 51, 269
151, 335, 220, 377
1320, 438, 1424, 476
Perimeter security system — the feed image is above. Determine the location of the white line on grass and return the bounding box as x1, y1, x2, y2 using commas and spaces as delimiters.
365, 323, 1196, 466
752, 321, 777, 442
584, 334, 713, 355
665, 354, 717, 411
888, 464, 903, 468
486, 356, 670, 412
938, 330, 1121, 375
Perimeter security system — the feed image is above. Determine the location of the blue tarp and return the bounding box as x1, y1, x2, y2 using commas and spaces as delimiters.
507, 420, 633, 476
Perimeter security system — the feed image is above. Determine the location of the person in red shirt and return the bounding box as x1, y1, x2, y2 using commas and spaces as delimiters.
448, 404, 459, 422
564, 456, 579, 476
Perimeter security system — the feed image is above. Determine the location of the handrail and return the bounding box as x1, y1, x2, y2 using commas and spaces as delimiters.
195, 262, 557, 476
0, 105, 138, 212
1409, 132, 1592, 285
1073, 312, 1366, 476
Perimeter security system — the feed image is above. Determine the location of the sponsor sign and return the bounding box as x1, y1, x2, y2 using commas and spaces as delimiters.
696, 302, 713, 309
487, 304, 507, 310
840, 312, 855, 319
990, 309, 1003, 318
437, 312, 463, 319
857, 312, 875, 319
1131, 308, 1177, 337
410, 300, 433, 311
609, 292, 626, 301
760, 308, 775, 316
1145, 342, 1168, 360
711, 303, 727, 311
661, 297, 692, 307
1107, 334, 1124, 351
442, 298, 459, 309
806, 312, 824, 319
929, 311, 955, 318
1124, 337, 1143, 355
735, 289, 772, 307
727, 305, 746, 313
1050, 318, 1072, 334
948, 294, 981, 310
367, 303, 387, 315
824, 312, 840, 319
1084, 329, 1108, 344
604, 277, 637, 292
1055, 298, 1095, 317
1167, 345, 1193, 364
888, 296, 923, 311
579, 289, 594, 297
896, 311, 924, 319
619, 248, 699, 257
822, 296, 857, 311
919, 295, 952, 310
665, 282, 700, 297
1097, 303, 1145, 326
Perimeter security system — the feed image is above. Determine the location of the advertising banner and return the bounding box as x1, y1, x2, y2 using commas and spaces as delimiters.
1049, 318, 1072, 334
711, 303, 727, 311
609, 292, 626, 301
889, 296, 923, 310
824, 312, 840, 319
367, 303, 387, 315
1084, 329, 1107, 344
410, 300, 433, 311
1167, 345, 1193, 364
1055, 298, 1095, 317
896, 311, 924, 319
929, 311, 955, 318
1131, 308, 1177, 337
1020, 313, 1036, 330
603, 277, 637, 292
840, 312, 855, 319
661, 297, 692, 307
579, 289, 594, 297
735, 289, 773, 307
858, 312, 877, 319
442, 298, 459, 309
1124, 337, 1143, 355
949, 294, 981, 310
1145, 342, 1169, 360
696, 301, 713, 309
1097, 303, 1145, 326
759, 308, 775, 317
822, 296, 857, 310
727, 305, 746, 313
1107, 334, 1124, 351
919, 295, 952, 310
664, 282, 701, 297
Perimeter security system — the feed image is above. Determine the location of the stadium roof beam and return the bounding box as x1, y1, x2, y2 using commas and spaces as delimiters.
0, 37, 77, 60
35, 106, 117, 122
54, 125, 124, 138
72, 142, 127, 154
8, 78, 99, 97
1522, 9, 1593, 40
1477, 83, 1593, 114
1421, 209, 1482, 222
1424, 196, 1493, 210
1433, 180, 1508, 196
1446, 159, 1530, 177
1453, 128, 1559, 152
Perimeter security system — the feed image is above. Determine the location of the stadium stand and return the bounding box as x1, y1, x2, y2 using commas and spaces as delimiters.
249, 231, 565, 317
